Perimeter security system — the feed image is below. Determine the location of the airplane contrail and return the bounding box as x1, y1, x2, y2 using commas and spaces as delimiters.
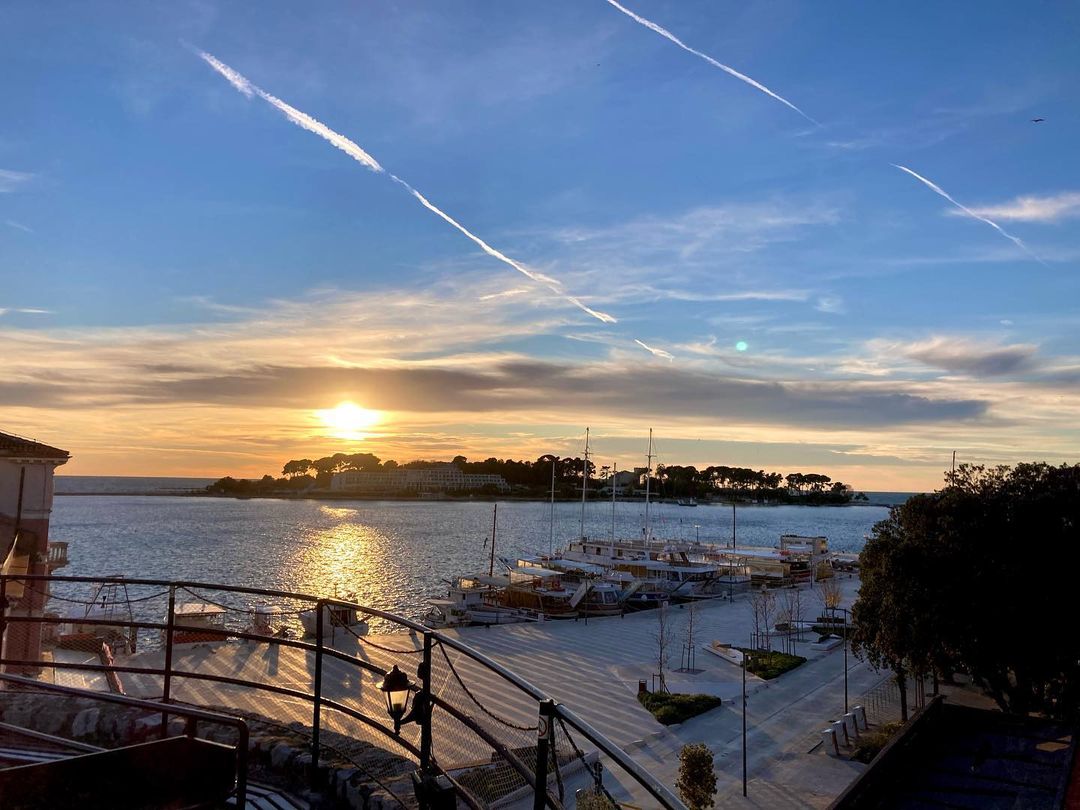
602, 0, 818, 125
635, 339, 675, 360
893, 164, 1046, 266
199, 51, 616, 324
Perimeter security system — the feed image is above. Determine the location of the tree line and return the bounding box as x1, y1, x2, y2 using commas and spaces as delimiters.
206, 451, 863, 503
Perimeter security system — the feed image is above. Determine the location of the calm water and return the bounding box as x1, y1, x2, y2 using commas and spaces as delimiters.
49, 479, 905, 624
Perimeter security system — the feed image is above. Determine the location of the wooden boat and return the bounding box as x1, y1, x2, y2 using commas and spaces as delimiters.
300, 600, 368, 637
168, 602, 228, 645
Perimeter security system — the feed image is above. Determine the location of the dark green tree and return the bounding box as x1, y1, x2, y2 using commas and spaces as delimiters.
853, 462, 1080, 720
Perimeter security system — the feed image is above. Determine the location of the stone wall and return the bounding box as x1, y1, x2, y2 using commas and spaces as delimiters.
0, 691, 425, 809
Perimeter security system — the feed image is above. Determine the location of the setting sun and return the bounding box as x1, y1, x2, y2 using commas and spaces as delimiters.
315, 402, 382, 440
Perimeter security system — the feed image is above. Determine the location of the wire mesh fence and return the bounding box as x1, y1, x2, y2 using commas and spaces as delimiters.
0, 574, 685, 809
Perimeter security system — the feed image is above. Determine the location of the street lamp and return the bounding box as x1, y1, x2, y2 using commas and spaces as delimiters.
379, 638, 450, 809
742, 650, 751, 797
831, 606, 850, 714
378, 664, 413, 733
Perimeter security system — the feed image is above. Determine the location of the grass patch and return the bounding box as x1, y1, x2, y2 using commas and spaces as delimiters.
851, 721, 903, 763
638, 691, 722, 725
734, 648, 807, 679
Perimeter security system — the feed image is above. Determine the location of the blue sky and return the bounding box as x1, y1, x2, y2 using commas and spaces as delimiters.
2, 1, 1078, 487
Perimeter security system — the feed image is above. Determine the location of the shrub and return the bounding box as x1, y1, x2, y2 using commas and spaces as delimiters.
851, 721, 903, 763
637, 691, 722, 725
676, 743, 716, 810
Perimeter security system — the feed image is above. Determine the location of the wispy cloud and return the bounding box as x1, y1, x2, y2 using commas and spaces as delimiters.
478, 287, 530, 301
634, 339, 675, 360
198, 51, 616, 325
4, 220, 34, 233
815, 295, 845, 314
893, 164, 1045, 265
601, 0, 818, 125
0, 169, 34, 193
958, 191, 1080, 224
0, 308, 51, 317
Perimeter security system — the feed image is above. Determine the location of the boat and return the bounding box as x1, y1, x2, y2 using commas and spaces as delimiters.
676, 498, 698, 507
496, 564, 578, 619
425, 574, 538, 628
299, 600, 369, 637
57, 581, 136, 654
168, 602, 228, 645
248, 602, 284, 637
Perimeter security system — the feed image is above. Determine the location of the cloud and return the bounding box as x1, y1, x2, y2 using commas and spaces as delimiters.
602, 0, 817, 125
4, 220, 33, 233
0, 169, 34, 193
197, 50, 616, 325
634, 339, 675, 360
957, 191, 1080, 224
898, 337, 1038, 376
815, 295, 845, 314
0, 308, 51, 317
123, 361, 986, 429
892, 164, 1045, 265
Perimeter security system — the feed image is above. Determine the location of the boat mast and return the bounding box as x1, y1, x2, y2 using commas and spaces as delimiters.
489, 503, 498, 577
644, 428, 653, 544
580, 427, 590, 540
549, 459, 556, 556
610, 462, 617, 556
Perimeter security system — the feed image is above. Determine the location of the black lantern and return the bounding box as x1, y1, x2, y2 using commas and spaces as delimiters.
379, 664, 412, 733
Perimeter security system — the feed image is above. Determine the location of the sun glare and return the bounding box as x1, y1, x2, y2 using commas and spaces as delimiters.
316, 402, 381, 440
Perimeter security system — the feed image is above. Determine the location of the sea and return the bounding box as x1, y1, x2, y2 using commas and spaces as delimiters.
49, 476, 914, 625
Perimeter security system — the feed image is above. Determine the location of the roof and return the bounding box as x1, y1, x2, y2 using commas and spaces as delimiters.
0, 431, 70, 460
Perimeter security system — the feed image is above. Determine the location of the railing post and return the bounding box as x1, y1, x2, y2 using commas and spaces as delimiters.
311, 599, 325, 791
533, 699, 556, 810
161, 584, 176, 737
419, 631, 433, 775
0, 576, 8, 668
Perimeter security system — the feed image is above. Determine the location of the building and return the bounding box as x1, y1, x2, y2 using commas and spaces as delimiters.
331, 463, 509, 494
0, 431, 70, 674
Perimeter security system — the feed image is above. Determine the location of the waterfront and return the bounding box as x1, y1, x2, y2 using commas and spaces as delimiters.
50, 486, 899, 624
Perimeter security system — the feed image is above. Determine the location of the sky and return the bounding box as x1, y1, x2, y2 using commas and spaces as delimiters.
1, 1, 1079, 490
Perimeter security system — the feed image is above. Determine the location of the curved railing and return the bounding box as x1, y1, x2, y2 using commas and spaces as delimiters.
0, 573, 685, 809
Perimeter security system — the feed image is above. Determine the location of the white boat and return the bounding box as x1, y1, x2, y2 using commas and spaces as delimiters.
167, 602, 228, 645
300, 600, 369, 637
425, 574, 538, 628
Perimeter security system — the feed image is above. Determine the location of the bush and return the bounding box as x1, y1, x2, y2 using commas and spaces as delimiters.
638, 691, 722, 725
735, 649, 807, 679
851, 721, 903, 763
576, 791, 618, 809
676, 743, 716, 810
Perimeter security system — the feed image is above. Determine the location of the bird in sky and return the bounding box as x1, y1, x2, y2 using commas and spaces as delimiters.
1031, 117, 1046, 123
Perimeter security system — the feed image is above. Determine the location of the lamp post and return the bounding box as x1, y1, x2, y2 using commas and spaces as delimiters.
379, 632, 445, 807
832, 606, 850, 714
742, 650, 751, 797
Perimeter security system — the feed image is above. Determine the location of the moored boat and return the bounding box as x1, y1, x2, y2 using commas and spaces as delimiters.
168, 602, 228, 645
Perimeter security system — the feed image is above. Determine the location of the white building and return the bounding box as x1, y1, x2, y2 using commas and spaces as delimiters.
331, 463, 509, 493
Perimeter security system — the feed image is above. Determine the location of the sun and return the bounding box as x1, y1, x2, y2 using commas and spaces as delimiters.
315, 402, 382, 440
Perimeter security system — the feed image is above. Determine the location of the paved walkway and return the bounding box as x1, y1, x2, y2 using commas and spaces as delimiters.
86, 574, 890, 807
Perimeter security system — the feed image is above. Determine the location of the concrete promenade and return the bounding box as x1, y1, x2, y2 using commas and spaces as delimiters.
92, 574, 888, 807
443, 574, 881, 807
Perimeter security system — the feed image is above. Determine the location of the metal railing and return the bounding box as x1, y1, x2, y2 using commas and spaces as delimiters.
0, 670, 248, 807
0, 573, 686, 809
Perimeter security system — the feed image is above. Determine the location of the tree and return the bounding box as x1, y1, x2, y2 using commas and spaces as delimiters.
282, 459, 313, 478
676, 743, 716, 810
852, 462, 1080, 720
654, 602, 674, 693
